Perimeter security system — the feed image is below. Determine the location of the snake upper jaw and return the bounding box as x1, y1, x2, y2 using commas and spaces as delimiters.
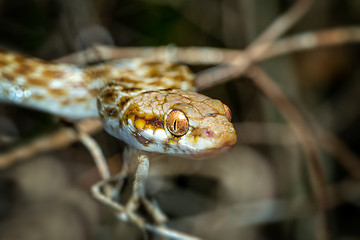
193, 133, 237, 159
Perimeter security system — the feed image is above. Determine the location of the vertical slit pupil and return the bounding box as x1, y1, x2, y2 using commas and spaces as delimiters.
173, 119, 177, 131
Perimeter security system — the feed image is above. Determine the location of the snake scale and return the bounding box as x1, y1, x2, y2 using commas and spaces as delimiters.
0, 49, 237, 158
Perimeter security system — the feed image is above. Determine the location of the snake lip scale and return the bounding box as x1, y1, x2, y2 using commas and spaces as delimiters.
0, 48, 237, 158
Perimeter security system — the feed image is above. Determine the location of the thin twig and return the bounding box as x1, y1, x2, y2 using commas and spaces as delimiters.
188, 0, 315, 89
53, 26, 360, 75
91, 177, 200, 240
196, 26, 360, 89
250, 0, 315, 46
77, 130, 110, 180
196, 0, 314, 89
247, 65, 329, 240
0, 127, 77, 169
0, 119, 103, 169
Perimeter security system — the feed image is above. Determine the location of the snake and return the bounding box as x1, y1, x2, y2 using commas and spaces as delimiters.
0, 48, 237, 158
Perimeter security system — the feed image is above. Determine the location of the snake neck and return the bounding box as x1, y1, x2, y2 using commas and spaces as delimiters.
0, 49, 101, 120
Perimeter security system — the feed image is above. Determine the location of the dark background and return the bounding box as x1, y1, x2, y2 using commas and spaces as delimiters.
0, 0, 360, 239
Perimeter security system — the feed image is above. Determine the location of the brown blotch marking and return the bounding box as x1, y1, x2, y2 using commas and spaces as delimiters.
162, 88, 174, 92
145, 61, 162, 66
190, 128, 202, 138
118, 96, 131, 109
87, 69, 108, 78
42, 69, 65, 79
173, 74, 185, 82
105, 107, 118, 118
0, 59, 8, 66
89, 88, 101, 97
145, 115, 164, 129
15, 63, 33, 75
100, 88, 118, 104
123, 69, 135, 75
49, 88, 68, 97
13, 55, 26, 64
27, 77, 48, 87
165, 63, 184, 72
96, 98, 102, 110
60, 99, 71, 107
162, 141, 171, 152
105, 82, 122, 88
73, 97, 88, 103
118, 117, 123, 128
122, 87, 141, 93
2, 72, 15, 81
99, 112, 105, 122
146, 67, 161, 78
166, 63, 181, 71
145, 61, 162, 67
32, 95, 45, 101
139, 90, 158, 96
133, 131, 151, 147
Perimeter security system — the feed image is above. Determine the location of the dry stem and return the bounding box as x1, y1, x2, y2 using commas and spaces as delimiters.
247, 66, 329, 240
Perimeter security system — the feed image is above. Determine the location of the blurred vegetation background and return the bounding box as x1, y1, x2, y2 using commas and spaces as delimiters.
1, 0, 360, 239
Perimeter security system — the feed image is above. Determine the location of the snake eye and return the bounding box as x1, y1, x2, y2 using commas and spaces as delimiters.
166, 110, 189, 136
223, 104, 232, 121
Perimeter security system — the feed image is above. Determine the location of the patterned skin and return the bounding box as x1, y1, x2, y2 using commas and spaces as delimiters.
0, 49, 237, 158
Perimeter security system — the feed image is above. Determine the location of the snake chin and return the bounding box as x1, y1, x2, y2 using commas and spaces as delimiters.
168, 144, 237, 160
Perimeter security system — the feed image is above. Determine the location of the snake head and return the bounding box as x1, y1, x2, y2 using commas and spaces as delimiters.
162, 98, 237, 158
98, 87, 237, 159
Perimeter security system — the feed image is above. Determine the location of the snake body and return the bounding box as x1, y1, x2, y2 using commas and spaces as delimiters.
0, 49, 237, 157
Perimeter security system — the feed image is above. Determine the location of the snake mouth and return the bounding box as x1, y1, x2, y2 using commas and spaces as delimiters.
172, 144, 236, 160
176, 131, 237, 159
200, 130, 237, 157
196, 144, 236, 159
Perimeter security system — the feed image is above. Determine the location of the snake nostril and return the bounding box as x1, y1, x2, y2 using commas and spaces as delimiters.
205, 129, 213, 138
